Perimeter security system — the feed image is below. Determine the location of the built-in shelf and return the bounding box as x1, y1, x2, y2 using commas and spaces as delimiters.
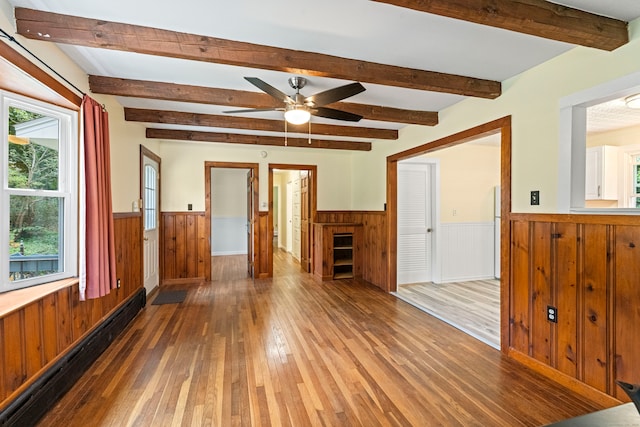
313, 223, 362, 281
332, 233, 354, 279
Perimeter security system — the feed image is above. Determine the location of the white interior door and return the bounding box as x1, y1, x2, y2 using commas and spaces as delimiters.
143, 156, 160, 294
397, 161, 433, 285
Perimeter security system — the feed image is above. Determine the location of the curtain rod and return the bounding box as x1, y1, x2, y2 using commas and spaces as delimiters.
0, 27, 87, 98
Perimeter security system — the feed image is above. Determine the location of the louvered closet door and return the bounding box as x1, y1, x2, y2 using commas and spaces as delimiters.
397, 162, 432, 284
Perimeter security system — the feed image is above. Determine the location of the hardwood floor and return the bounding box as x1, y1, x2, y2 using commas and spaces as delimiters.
212, 254, 249, 281
395, 279, 500, 349
36, 254, 605, 426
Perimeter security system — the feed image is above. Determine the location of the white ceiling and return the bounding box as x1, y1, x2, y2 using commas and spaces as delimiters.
5, 0, 640, 142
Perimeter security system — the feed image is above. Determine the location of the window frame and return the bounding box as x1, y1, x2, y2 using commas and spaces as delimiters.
1, 91, 78, 292
558, 70, 640, 214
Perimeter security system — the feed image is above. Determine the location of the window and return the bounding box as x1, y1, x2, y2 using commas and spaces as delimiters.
2, 92, 78, 292
632, 153, 640, 208
144, 164, 157, 231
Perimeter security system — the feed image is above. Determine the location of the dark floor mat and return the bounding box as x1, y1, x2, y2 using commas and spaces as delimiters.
151, 290, 187, 305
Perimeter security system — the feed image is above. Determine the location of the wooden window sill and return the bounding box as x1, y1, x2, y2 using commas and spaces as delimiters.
0, 277, 78, 318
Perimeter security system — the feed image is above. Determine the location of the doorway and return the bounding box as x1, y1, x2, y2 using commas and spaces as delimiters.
140, 146, 161, 295
387, 117, 512, 351
268, 164, 316, 277
205, 162, 259, 281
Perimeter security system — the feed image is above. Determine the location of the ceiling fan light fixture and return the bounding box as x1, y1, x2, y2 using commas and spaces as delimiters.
284, 106, 311, 125
625, 93, 640, 109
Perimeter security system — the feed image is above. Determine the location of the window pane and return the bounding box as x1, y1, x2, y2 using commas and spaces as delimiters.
144, 164, 157, 231
9, 195, 63, 281
8, 107, 60, 190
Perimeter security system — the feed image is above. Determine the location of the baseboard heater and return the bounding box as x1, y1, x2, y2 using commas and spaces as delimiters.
0, 288, 146, 427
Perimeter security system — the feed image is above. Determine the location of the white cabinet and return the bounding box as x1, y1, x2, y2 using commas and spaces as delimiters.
585, 145, 618, 200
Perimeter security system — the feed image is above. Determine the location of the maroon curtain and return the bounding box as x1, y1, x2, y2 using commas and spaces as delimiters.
82, 95, 116, 299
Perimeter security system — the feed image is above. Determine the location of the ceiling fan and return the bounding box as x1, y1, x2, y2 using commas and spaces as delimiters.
225, 77, 366, 125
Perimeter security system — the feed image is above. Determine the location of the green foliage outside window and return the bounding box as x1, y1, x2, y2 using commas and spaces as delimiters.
8, 107, 60, 256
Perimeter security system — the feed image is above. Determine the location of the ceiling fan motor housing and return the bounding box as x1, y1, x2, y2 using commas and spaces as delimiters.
288, 76, 307, 90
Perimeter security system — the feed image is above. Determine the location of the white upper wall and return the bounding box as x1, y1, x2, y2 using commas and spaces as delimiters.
159, 141, 352, 212
421, 143, 500, 223
351, 19, 640, 213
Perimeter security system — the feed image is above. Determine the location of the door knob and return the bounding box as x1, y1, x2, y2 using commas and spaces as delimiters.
427, 228, 432, 232
144, 237, 149, 241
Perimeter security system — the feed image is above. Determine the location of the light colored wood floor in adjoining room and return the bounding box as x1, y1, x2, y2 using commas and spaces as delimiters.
37, 254, 604, 426
395, 279, 500, 349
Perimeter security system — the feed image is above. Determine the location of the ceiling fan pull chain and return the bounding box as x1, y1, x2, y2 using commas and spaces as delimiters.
284, 118, 288, 146
308, 120, 311, 145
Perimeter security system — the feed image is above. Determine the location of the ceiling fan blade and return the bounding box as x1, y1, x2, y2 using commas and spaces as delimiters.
312, 107, 363, 122
244, 77, 294, 104
223, 108, 281, 114
305, 82, 365, 107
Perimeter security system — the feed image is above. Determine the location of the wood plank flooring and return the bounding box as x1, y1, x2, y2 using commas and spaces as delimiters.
212, 254, 249, 281
36, 253, 605, 426
395, 280, 500, 349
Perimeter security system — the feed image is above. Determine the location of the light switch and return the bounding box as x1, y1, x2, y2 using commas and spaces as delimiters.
530, 190, 540, 205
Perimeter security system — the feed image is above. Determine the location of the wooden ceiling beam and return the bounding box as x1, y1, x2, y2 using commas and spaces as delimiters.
90, 76, 439, 126
372, 0, 628, 51
15, 8, 500, 99
125, 108, 398, 140
146, 128, 371, 151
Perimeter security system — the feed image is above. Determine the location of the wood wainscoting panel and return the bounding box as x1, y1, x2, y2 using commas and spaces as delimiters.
41, 293, 59, 365
554, 222, 578, 379
508, 214, 640, 404
0, 213, 143, 410
613, 225, 640, 401
531, 222, 552, 366
257, 212, 269, 278
509, 219, 531, 355
2, 311, 23, 396
23, 301, 43, 379
161, 212, 207, 283
581, 224, 609, 393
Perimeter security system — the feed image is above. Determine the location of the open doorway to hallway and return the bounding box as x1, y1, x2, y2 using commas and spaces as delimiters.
272, 169, 304, 271
205, 161, 259, 282
388, 118, 510, 351
268, 164, 316, 278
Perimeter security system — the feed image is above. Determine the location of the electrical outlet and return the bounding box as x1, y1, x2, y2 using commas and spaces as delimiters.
117, 278, 121, 289
547, 305, 557, 323
530, 190, 540, 205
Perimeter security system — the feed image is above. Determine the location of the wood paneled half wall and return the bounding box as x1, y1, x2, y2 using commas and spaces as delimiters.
161, 212, 207, 283
508, 213, 640, 404
0, 213, 144, 414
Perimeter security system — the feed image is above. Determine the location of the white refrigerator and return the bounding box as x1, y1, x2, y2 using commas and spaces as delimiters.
494, 186, 501, 279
